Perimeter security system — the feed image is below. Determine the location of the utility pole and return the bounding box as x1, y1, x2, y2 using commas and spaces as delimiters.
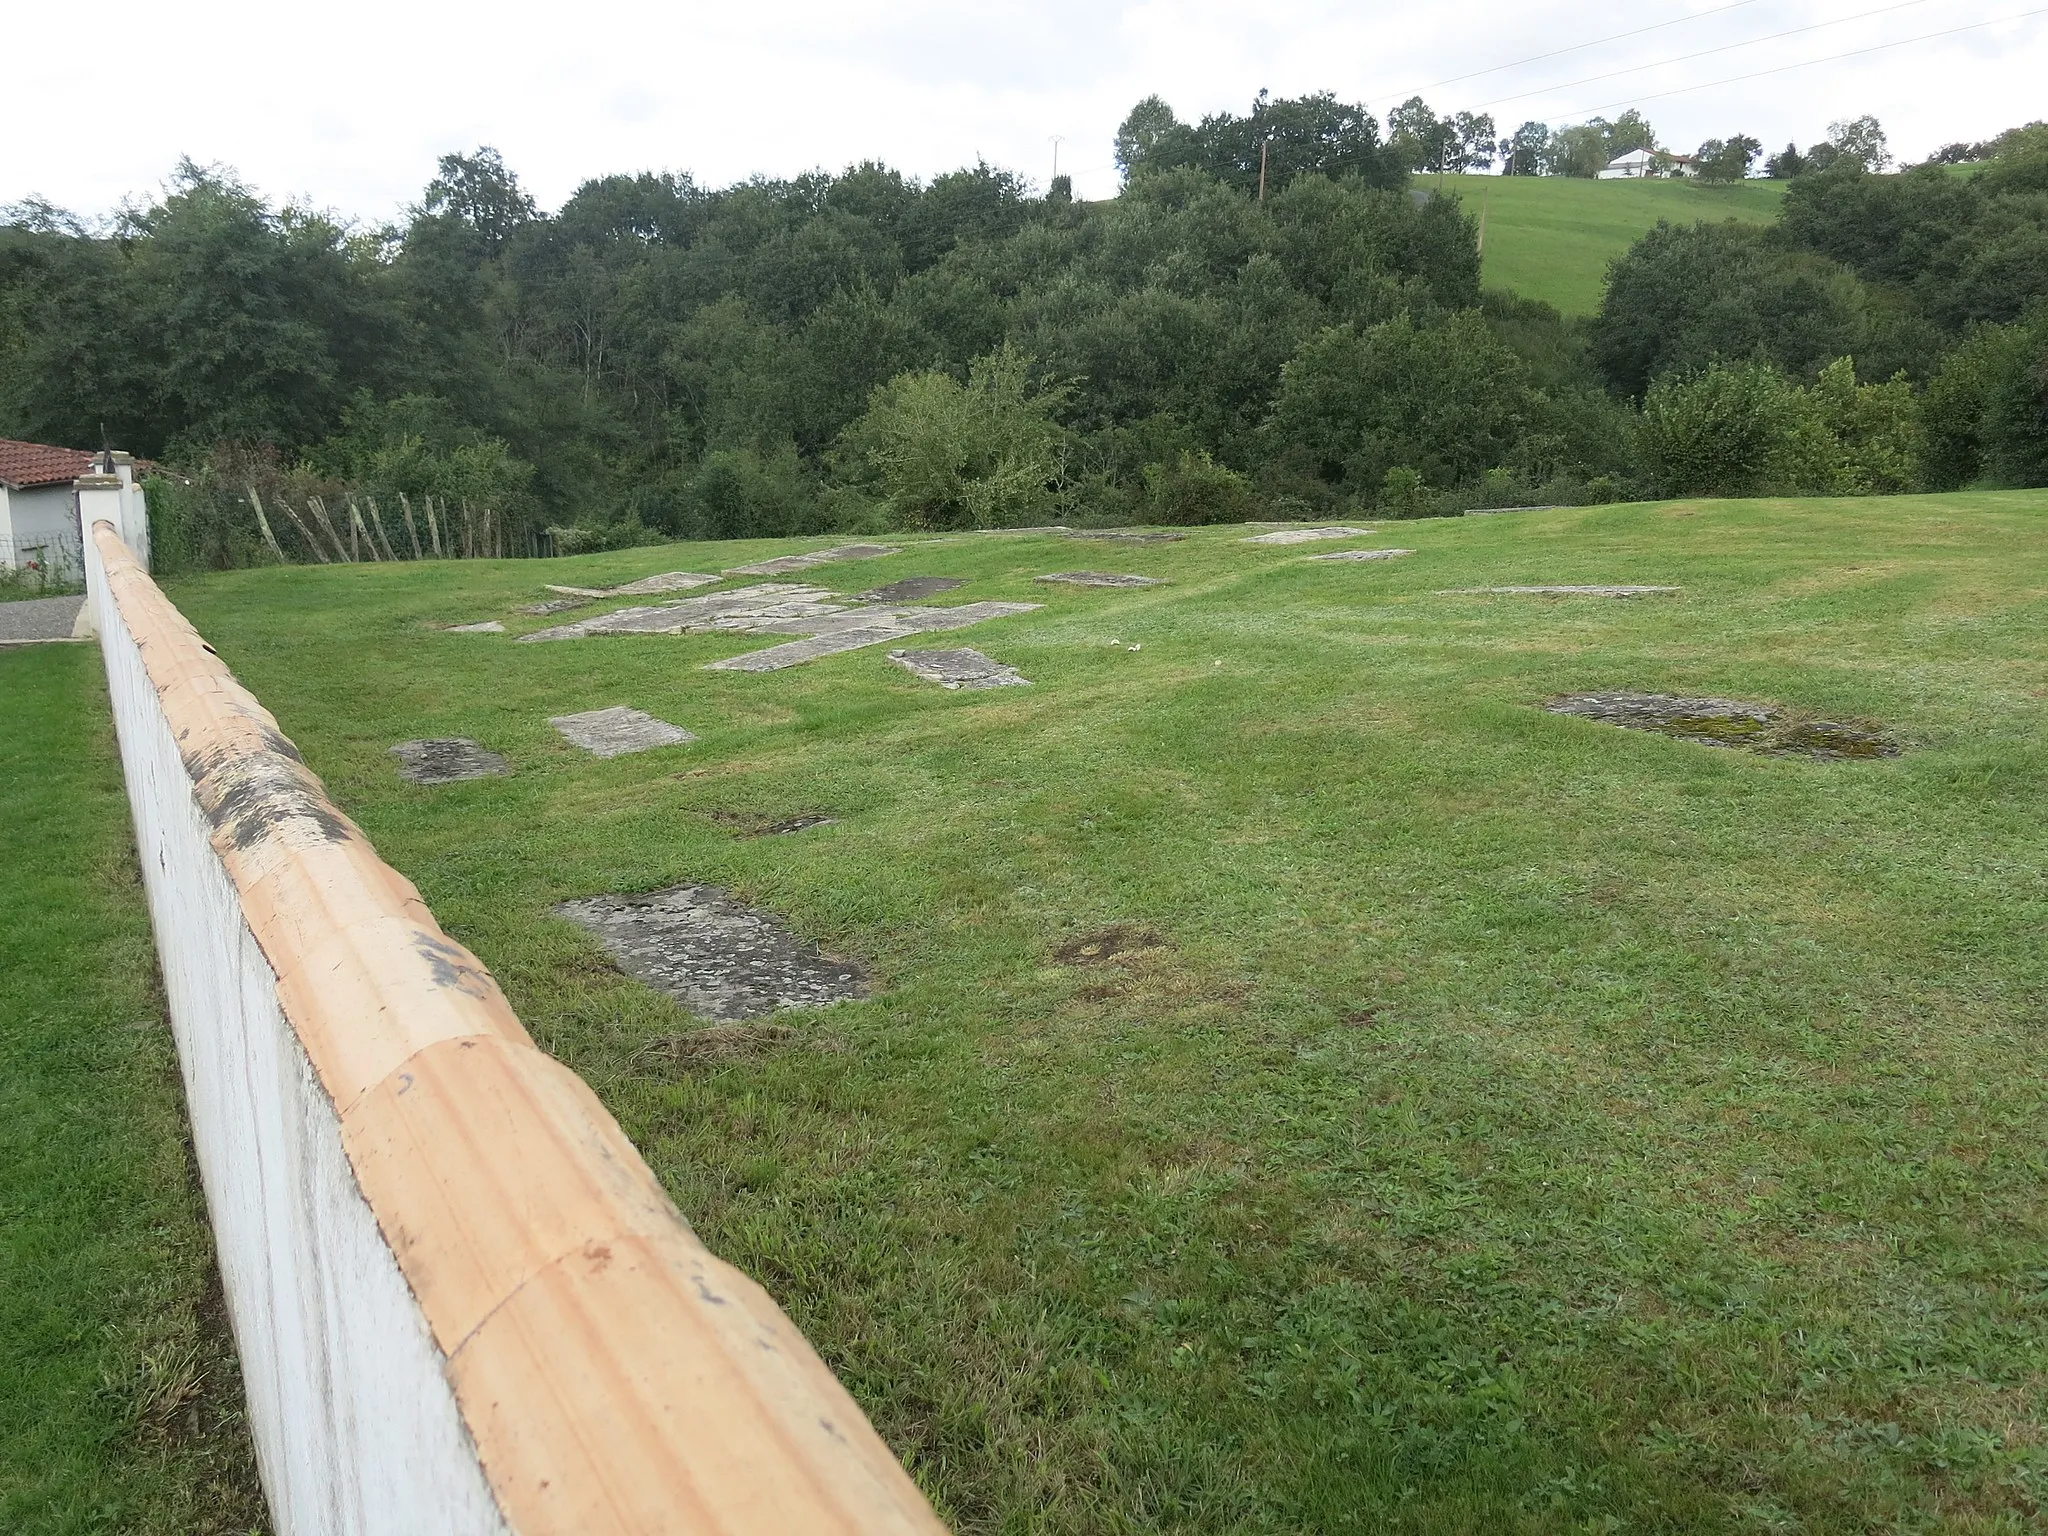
1258, 138, 1270, 202
1050, 134, 1065, 182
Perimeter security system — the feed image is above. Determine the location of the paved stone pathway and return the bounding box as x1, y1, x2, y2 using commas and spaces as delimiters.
0, 594, 85, 644
549, 706, 697, 758
1034, 572, 1164, 588
557, 884, 869, 1022
1241, 526, 1376, 544
889, 647, 1030, 689
390, 738, 511, 783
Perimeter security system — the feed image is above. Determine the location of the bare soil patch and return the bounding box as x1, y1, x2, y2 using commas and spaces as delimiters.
1053, 922, 1173, 965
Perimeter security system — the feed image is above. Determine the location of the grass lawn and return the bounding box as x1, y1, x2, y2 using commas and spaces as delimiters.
1429, 173, 1788, 316
0, 645, 265, 1534
157, 494, 2048, 1532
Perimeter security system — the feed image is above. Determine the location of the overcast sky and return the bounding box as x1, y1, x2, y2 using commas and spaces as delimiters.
9, 0, 2044, 222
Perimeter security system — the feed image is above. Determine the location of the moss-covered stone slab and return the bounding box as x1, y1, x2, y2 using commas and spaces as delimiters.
1306, 549, 1414, 562
390, 738, 511, 783
1544, 692, 1901, 759
725, 543, 900, 577
556, 884, 869, 1022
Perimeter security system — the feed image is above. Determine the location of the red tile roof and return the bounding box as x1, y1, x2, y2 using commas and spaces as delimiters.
0, 439, 99, 490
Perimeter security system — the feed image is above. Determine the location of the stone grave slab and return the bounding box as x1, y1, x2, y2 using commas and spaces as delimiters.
545, 583, 609, 598
549, 706, 697, 758
390, 738, 510, 784
1034, 572, 1165, 588
520, 597, 593, 615
556, 884, 869, 1022
1439, 584, 1678, 597
704, 601, 1041, 673
710, 810, 838, 837
446, 620, 506, 633
1545, 692, 1900, 760
725, 543, 900, 577
520, 584, 834, 642
889, 647, 1031, 689
857, 576, 967, 603
606, 570, 724, 596
1241, 526, 1376, 544
1068, 529, 1186, 543
1307, 548, 1415, 561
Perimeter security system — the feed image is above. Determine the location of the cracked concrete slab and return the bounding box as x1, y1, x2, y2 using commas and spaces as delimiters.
724, 543, 900, 576
1439, 585, 1678, 596
1035, 572, 1165, 588
556, 883, 870, 1022
1307, 548, 1414, 561
549, 706, 697, 758
889, 647, 1031, 689
390, 738, 510, 784
1242, 526, 1377, 544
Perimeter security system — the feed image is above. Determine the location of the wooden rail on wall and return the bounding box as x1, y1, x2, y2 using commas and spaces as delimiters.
84, 516, 946, 1535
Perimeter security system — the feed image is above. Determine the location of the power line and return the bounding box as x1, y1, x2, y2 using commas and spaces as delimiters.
1549, 6, 2048, 119
1381, 0, 1768, 99
1462, 0, 1939, 113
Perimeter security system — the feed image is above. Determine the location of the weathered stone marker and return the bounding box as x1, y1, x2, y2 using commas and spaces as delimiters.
888, 647, 1030, 689
556, 884, 870, 1021
725, 543, 900, 577
1034, 572, 1165, 588
446, 620, 506, 633
857, 576, 967, 603
390, 738, 511, 783
1438, 585, 1678, 596
1242, 526, 1376, 544
1306, 548, 1414, 561
549, 706, 697, 758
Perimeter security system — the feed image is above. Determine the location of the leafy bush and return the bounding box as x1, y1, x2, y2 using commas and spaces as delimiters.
1639, 358, 1922, 496
1141, 450, 1258, 525
834, 344, 1071, 529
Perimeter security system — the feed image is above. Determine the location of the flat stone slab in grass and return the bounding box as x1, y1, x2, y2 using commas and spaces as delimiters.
1464, 505, 1567, 517
704, 601, 1041, 673
521, 583, 837, 642
1440, 584, 1678, 597
1545, 692, 1901, 760
857, 576, 966, 603
549, 706, 697, 758
1307, 548, 1415, 562
520, 597, 594, 615
725, 543, 900, 577
1068, 529, 1186, 543
1035, 572, 1165, 588
889, 647, 1031, 689
709, 810, 837, 837
605, 570, 724, 596
556, 884, 869, 1022
545, 584, 609, 598
390, 738, 511, 784
1242, 526, 1377, 544
446, 620, 506, 633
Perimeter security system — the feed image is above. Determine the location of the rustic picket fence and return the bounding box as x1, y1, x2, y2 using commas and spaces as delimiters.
242, 487, 550, 565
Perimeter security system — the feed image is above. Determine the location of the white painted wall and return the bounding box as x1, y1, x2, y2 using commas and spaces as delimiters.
86, 522, 512, 1536
0, 483, 82, 571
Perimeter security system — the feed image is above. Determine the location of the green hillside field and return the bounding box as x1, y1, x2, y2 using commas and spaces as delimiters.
1430, 172, 1790, 316
121, 494, 2048, 1531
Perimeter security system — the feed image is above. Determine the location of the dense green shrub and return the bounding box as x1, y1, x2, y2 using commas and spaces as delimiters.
1141, 450, 1258, 525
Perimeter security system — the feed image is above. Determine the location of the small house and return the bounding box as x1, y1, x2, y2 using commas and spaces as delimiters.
1598, 149, 1694, 179
0, 439, 152, 577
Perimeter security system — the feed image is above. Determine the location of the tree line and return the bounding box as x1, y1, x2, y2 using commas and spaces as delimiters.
0, 93, 2044, 567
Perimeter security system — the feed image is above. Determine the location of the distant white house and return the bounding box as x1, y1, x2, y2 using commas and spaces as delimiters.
1598, 148, 1695, 179
0, 439, 152, 576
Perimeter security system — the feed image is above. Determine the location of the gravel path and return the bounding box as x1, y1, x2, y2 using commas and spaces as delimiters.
0, 595, 84, 644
